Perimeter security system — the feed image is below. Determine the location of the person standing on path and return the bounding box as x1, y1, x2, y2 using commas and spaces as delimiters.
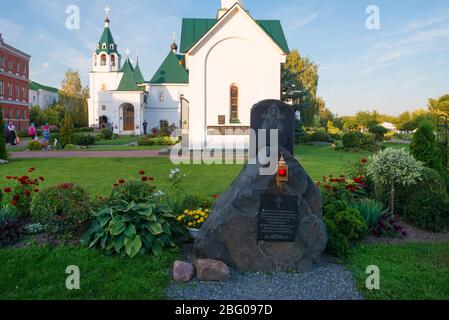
7, 121, 17, 146
42, 122, 50, 143
143, 120, 148, 135
28, 123, 38, 140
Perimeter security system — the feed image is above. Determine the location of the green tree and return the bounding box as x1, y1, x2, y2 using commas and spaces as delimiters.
60, 114, 75, 147
0, 111, 7, 160
30, 105, 44, 126
410, 123, 444, 173
428, 94, 449, 114
59, 70, 89, 128
369, 125, 388, 142
281, 49, 320, 127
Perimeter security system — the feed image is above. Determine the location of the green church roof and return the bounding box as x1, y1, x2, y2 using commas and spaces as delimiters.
180, 18, 289, 53
133, 63, 145, 84
96, 26, 118, 54
117, 58, 139, 91
120, 57, 134, 73
29, 81, 59, 93
149, 51, 189, 84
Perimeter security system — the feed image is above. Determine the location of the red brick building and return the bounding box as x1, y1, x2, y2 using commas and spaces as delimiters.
0, 33, 31, 131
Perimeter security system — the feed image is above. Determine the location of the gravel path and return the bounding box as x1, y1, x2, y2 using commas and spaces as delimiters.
166, 260, 363, 300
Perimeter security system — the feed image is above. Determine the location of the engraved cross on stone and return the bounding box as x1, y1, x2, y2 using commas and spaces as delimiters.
275, 196, 283, 209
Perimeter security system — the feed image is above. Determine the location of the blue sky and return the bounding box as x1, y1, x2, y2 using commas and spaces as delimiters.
1, 0, 449, 116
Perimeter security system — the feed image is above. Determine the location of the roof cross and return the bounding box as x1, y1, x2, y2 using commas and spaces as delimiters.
125, 48, 131, 57
104, 6, 110, 17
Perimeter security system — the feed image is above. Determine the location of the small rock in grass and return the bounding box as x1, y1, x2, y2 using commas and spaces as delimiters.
195, 259, 230, 282
173, 260, 194, 282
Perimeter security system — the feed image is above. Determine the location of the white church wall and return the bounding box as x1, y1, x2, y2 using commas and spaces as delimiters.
185, 6, 285, 149
88, 71, 122, 127
147, 84, 188, 131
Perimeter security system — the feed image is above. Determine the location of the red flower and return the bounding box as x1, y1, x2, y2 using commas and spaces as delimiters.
118, 179, 125, 184
139, 170, 145, 175
39, 176, 45, 181
33, 189, 39, 193
11, 200, 17, 207
6, 176, 12, 180
148, 177, 154, 181
141, 176, 148, 182
361, 158, 368, 164
13, 194, 20, 202
113, 184, 119, 187
324, 185, 331, 191
24, 190, 31, 197
212, 194, 220, 199
4, 187, 11, 193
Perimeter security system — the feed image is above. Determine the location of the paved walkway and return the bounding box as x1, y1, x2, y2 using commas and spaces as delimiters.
10, 150, 163, 158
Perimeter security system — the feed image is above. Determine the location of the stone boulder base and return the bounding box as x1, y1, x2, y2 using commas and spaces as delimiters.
195, 259, 230, 282
173, 260, 195, 282
194, 151, 328, 272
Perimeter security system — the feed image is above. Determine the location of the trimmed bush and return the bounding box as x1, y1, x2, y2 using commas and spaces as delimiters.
323, 200, 368, 257
310, 128, 331, 142
410, 123, 444, 173
64, 144, 77, 150
101, 128, 113, 140
60, 114, 75, 147
30, 183, 92, 235
137, 137, 155, 146
369, 125, 388, 142
342, 131, 371, 150
28, 141, 43, 151
74, 134, 95, 146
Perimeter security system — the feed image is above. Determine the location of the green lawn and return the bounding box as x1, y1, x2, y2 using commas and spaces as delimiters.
0, 145, 370, 197
0, 245, 178, 300
348, 243, 449, 300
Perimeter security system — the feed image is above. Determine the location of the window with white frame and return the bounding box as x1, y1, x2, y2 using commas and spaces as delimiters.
0, 80, 3, 95
7, 83, 11, 96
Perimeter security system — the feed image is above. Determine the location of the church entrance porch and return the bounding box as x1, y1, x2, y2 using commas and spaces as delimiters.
120, 103, 135, 133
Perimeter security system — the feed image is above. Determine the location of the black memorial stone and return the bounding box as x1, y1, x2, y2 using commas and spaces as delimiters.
258, 193, 298, 242
250, 99, 295, 155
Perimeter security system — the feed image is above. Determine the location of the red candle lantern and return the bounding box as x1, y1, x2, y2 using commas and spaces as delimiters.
277, 155, 288, 187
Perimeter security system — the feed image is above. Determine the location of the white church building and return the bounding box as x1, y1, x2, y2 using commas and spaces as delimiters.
87, 0, 289, 149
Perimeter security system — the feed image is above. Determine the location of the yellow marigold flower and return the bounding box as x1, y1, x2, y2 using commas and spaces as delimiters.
188, 222, 193, 226
184, 210, 189, 214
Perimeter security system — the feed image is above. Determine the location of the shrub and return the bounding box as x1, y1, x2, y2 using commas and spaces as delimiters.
138, 137, 155, 146
74, 134, 96, 146
64, 144, 77, 150
410, 123, 444, 173
323, 200, 368, 257
110, 180, 156, 204
0, 219, 24, 247
81, 200, 185, 258
318, 175, 367, 206
368, 148, 423, 214
310, 128, 331, 142
0, 111, 7, 160
376, 167, 449, 232
369, 125, 388, 142
101, 128, 113, 140
341, 131, 378, 150
49, 133, 61, 145
30, 183, 92, 235
342, 131, 369, 149
60, 114, 75, 147
95, 133, 104, 141
346, 198, 384, 227
75, 127, 94, 133
28, 141, 43, 151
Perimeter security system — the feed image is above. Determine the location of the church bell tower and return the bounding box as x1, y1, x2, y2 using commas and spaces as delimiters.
92, 7, 121, 72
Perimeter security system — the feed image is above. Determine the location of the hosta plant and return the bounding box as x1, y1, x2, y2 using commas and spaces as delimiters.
81, 200, 185, 258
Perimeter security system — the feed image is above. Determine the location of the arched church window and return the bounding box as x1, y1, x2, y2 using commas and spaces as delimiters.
230, 85, 239, 120
111, 55, 116, 66
102, 43, 107, 49
100, 54, 107, 66
110, 44, 114, 50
